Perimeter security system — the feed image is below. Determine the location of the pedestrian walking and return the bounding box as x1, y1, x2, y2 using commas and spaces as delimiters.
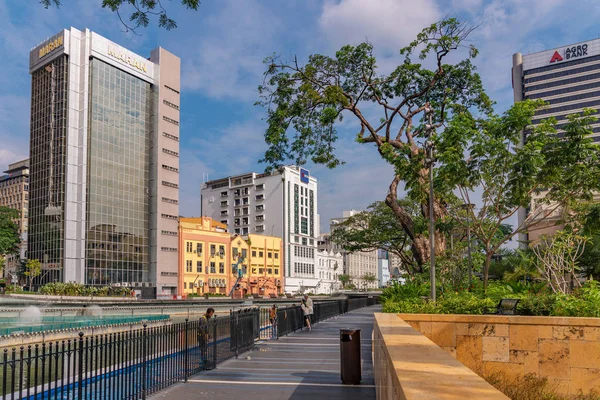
303, 294, 314, 325
198, 307, 215, 369
301, 299, 311, 331
269, 304, 278, 339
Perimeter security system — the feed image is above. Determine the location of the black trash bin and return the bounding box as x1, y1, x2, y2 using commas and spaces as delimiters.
340, 328, 361, 384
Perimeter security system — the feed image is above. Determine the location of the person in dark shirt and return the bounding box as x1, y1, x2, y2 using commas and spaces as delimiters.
198, 308, 215, 369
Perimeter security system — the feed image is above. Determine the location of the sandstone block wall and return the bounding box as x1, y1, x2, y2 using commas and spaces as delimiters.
399, 314, 600, 395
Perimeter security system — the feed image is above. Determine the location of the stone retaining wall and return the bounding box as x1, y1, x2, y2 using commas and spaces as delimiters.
399, 314, 600, 395
373, 313, 508, 399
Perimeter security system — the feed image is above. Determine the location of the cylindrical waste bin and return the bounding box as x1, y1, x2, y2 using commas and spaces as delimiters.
340, 328, 361, 384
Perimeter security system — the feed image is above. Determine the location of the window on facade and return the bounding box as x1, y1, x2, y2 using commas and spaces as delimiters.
259, 268, 264, 274
210, 262, 216, 273
196, 243, 202, 254
301, 217, 308, 234
219, 246, 225, 257
274, 252, 279, 259
197, 261, 203, 273
259, 251, 263, 258
186, 260, 192, 273
268, 252, 272, 258
302, 238, 307, 246
184, 282, 187, 289
252, 250, 257, 257
268, 268, 273, 275
242, 228, 248, 235
233, 248, 239, 258
252, 268, 257, 274
275, 269, 279, 275
210, 245, 216, 256
186, 242, 192, 252
219, 262, 225, 274
242, 249, 247, 258
234, 228, 240, 234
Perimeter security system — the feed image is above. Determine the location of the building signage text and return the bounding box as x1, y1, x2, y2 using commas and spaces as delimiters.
108, 46, 148, 73
161, 271, 177, 276
549, 44, 588, 64
39, 35, 64, 59
300, 168, 309, 184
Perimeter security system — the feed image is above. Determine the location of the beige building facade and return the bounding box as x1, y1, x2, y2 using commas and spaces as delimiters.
0, 159, 29, 277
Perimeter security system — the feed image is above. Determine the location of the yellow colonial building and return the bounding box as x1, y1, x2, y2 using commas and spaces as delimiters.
178, 217, 231, 296
228, 234, 283, 298
247, 234, 283, 297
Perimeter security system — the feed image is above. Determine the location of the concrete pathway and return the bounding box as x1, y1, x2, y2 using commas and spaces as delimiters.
150, 305, 379, 400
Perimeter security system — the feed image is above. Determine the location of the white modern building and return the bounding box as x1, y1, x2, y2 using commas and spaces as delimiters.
28, 28, 180, 295
201, 166, 319, 293
315, 249, 342, 294
513, 39, 600, 244
330, 210, 379, 290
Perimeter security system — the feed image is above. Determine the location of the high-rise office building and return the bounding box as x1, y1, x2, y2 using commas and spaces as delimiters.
201, 166, 319, 293
0, 159, 29, 276
513, 39, 600, 242
28, 28, 180, 295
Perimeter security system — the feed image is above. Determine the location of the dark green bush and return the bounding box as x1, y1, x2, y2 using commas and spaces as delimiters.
383, 280, 600, 318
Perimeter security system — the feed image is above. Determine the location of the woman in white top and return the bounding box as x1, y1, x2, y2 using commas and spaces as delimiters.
301, 299, 312, 331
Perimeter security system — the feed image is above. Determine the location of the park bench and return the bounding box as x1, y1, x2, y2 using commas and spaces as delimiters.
485, 298, 520, 315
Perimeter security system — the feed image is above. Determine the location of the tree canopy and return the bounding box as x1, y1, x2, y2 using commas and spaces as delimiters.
0, 206, 20, 258
41, 0, 200, 32
330, 200, 421, 274
257, 18, 492, 267
438, 103, 600, 288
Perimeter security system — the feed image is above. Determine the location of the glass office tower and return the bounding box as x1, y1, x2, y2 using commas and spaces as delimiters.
28, 28, 181, 295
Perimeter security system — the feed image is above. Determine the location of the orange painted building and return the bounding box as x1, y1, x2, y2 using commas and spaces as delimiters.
178, 217, 231, 296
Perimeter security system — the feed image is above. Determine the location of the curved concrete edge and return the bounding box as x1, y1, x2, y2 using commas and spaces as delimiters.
373, 313, 509, 400
398, 313, 600, 327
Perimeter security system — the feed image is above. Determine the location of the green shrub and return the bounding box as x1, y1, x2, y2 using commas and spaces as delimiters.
382, 298, 438, 314
380, 281, 429, 302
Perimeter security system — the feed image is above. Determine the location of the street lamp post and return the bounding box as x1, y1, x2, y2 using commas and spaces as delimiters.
424, 107, 436, 302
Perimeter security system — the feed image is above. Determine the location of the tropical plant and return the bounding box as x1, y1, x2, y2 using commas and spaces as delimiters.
24, 259, 42, 290
532, 230, 588, 294
439, 105, 600, 290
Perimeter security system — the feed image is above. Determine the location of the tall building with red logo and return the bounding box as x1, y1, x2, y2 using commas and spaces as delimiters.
512, 40, 600, 243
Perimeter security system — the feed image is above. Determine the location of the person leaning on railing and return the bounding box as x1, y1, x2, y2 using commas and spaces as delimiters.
198, 307, 215, 369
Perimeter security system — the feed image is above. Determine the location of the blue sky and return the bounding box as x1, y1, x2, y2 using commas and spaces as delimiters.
2, 0, 600, 233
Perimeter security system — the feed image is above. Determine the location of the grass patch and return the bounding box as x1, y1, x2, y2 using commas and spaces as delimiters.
484, 371, 600, 400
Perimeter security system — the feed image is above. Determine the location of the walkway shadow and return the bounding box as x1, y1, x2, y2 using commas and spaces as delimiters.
287, 371, 375, 400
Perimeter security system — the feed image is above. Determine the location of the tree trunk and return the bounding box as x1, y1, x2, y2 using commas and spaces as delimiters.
385, 174, 447, 270
483, 251, 493, 291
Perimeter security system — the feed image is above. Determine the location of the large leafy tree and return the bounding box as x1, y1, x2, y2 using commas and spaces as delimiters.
41, 0, 200, 32
330, 201, 420, 274
0, 207, 21, 273
257, 19, 492, 268
438, 103, 600, 288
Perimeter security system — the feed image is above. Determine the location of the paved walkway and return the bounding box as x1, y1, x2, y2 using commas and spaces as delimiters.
150, 305, 379, 400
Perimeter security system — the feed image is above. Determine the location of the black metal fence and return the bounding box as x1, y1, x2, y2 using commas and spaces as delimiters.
271, 297, 379, 339
1, 311, 257, 400
1, 297, 378, 399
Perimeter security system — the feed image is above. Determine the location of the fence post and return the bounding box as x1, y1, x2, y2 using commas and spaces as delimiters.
141, 323, 148, 400
212, 320, 218, 369
77, 332, 84, 400
184, 319, 189, 383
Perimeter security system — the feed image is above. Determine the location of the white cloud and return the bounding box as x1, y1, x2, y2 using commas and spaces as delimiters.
168, 0, 283, 100
0, 149, 26, 167
319, 0, 441, 52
